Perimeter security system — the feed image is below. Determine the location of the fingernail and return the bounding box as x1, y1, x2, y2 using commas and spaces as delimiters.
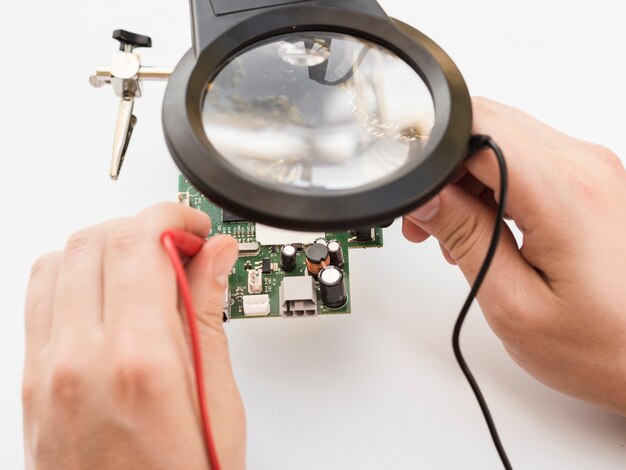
407, 195, 441, 223
212, 244, 238, 286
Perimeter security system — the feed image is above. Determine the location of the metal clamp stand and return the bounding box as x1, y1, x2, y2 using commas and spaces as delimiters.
90, 30, 173, 179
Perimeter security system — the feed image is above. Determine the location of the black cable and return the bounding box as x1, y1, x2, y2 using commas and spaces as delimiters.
453, 134, 512, 469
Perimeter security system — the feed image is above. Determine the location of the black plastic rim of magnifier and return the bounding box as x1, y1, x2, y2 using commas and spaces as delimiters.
162, 7, 472, 231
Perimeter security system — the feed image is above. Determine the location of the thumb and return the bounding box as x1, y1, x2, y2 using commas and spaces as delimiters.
183, 234, 246, 468
185, 234, 238, 335
405, 184, 544, 330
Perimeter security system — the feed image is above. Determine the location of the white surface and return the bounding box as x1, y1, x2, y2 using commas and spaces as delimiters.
1, 1, 625, 468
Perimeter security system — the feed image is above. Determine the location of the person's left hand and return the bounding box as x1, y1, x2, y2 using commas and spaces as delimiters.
22, 203, 246, 469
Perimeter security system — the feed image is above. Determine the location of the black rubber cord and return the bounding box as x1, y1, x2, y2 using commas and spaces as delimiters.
453, 135, 512, 469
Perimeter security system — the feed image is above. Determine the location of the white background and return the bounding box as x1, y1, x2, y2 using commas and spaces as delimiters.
1, 0, 625, 468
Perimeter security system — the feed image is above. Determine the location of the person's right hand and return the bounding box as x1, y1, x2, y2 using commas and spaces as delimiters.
23, 204, 245, 470
403, 97, 626, 415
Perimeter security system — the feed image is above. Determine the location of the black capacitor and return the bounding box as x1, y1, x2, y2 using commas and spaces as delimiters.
305, 243, 330, 278
327, 239, 344, 267
280, 244, 297, 272
318, 266, 348, 309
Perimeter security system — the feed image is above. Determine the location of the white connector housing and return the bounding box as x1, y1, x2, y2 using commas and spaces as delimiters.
243, 294, 271, 316
279, 276, 318, 317
247, 269, 263, 294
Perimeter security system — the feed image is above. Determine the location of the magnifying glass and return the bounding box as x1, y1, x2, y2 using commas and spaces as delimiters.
89, 5, 516, 466
93, 0, 472, 231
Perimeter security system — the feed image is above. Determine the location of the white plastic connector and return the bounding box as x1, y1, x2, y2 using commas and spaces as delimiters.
243, 294, 271, 316
279, 276, 318, 317
247, 269, 263, 294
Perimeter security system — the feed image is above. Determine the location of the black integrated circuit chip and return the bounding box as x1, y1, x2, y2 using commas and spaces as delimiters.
354, 228, 374, 242
261, 258, 272, 274
222, 209, 248, 223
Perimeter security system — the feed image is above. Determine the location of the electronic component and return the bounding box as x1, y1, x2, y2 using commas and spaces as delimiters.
305, 243, 330, 278
319, 266, 348, 309
261, 258, 272, 274
247, 269, 263, 294
279, 276, 317, 317
353, 228, 375, 242
243, 294, 271, 316
280, 244, 297, 272
223, 208, 248, 223
238, 241, 261, 257
178, 192, 191, 207
327, 240, 344, 267
314, 237, 328, 246
178, 177, 385, 320
255, 224, 325, 245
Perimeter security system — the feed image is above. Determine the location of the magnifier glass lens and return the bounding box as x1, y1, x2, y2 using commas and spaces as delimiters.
202, 32, 435, 192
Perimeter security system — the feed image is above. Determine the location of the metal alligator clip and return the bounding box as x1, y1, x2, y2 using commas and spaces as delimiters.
90, 30, 173, 180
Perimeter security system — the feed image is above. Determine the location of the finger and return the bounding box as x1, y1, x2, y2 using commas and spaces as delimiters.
451, 166, 468, 184
103, 203, 212, 331
473, 97, 595, 152
25, 252, 62, 359
469, 100, 575, 234
136, 203, 212, 247
50, 223, 112, 337
404, 173, 491, 246
183, 234, 244, 458
439, 242, 457, 265
456, 174, 502, 216
479, 186, 499, 211
402, 216, 431, 243
472, 98, 622, 209
458, 173, 485, 197
185, 235, 238, 335
406, 184, 549, 329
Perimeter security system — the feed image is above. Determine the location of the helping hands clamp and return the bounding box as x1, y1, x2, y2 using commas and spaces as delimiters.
90, 30, 173, 180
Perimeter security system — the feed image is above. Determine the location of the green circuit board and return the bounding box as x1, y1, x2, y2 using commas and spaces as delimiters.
178, 177, 383, 320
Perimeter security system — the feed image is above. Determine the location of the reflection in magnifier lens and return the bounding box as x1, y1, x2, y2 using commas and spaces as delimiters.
278, 40, 330, 66
202, 32, 435, 192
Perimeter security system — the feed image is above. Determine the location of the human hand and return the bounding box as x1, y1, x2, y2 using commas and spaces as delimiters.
403, 97, 626, 415
22, 203, 245, 469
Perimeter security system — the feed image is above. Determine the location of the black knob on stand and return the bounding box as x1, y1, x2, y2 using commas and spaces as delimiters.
113, 29, 152, 51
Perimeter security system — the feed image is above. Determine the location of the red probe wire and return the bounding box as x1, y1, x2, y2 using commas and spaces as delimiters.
160, 230, 222, 470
